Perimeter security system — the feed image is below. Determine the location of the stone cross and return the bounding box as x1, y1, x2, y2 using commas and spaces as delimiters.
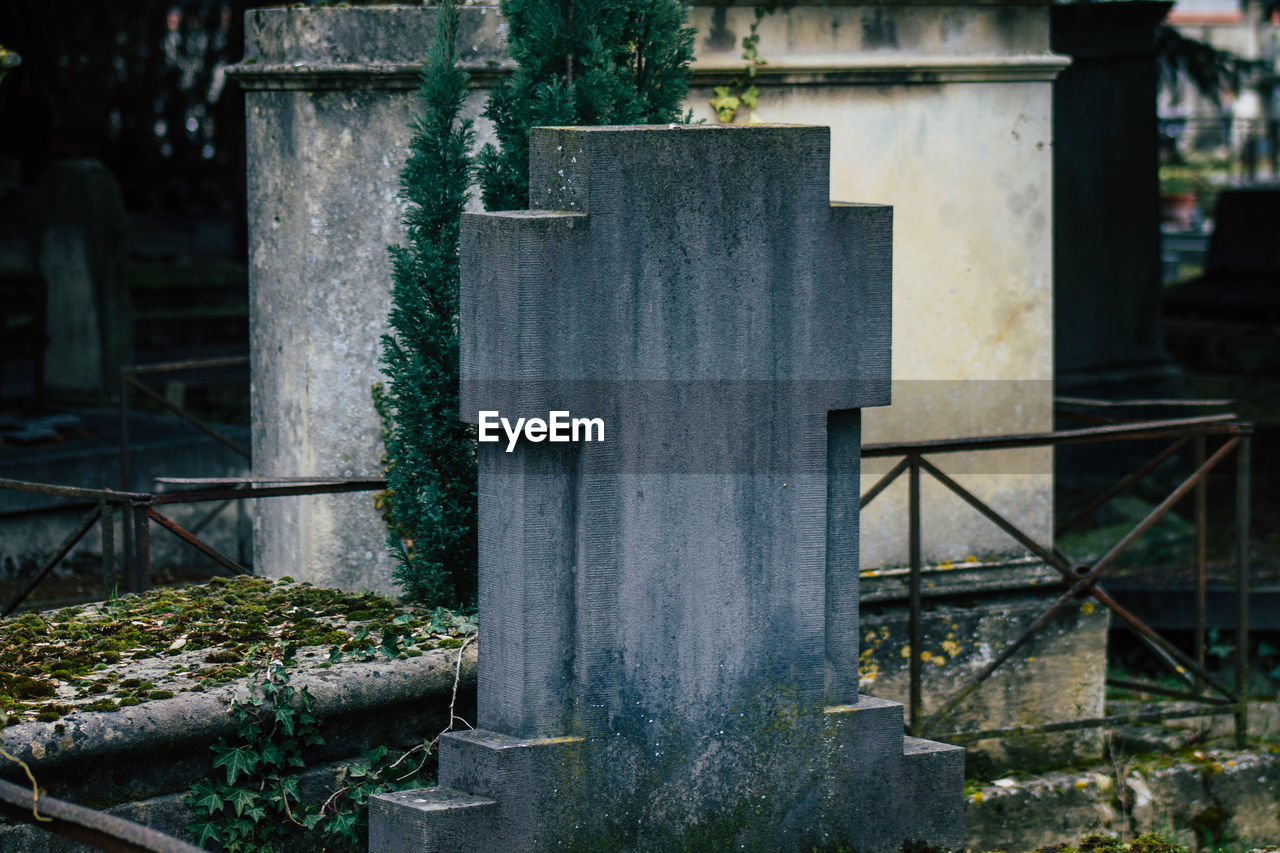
371, 125, 961, 852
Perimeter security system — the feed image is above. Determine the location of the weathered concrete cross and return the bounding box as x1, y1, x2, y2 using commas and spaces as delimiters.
371, 125, 961, 852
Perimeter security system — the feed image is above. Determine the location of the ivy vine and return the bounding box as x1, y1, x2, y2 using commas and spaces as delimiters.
185, 644, 322, 852
184, 608, 476, 851
710, 6, 775, 123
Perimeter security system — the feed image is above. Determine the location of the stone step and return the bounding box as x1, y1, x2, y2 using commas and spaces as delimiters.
369, 787, 497, 853
900, 735, 966, 843
826, 694, 908, 766
437, 729, 584, 800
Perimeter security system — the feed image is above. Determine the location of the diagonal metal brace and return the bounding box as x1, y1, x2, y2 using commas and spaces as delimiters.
918, 439, 1240, 731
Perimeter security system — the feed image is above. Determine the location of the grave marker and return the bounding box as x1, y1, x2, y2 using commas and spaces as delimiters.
370, 124, 962, 852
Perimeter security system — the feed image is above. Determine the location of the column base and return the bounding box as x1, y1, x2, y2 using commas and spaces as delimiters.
370, 696, 963, 852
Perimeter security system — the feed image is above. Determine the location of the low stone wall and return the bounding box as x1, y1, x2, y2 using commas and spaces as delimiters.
4, 647, 1275, 851
0, 644, 477, 850
966, 739, 1280, 850
861, 574, 1112, 772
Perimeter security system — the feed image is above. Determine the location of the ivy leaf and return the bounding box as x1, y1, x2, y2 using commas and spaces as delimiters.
186, 779, 226, 815
274, 705, 296, 736
324, 811, 358, 840
279, 775, 300, 801
213, 745, 260, 785
226, 786, 258, 817
257, 740, 287, 769
188, 820, 222, 848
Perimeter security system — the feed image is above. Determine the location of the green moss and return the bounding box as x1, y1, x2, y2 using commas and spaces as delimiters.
203, 649, 241, 664
84, 699, 119, 712
1128, 835, 1187, 853
3, 674, 55, 700
0, 576, 470, 725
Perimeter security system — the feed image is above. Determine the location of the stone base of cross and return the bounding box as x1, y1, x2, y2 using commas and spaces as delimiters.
370, 125, 963, 852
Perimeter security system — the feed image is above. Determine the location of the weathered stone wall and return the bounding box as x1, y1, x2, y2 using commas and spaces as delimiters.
686, 3, 1063, 570
234, 0, 1065, 592
965, 736, 1280, 850
860, 591, 1111, 772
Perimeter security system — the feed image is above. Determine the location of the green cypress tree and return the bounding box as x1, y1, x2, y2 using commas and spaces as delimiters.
383, 0, 694, 606
380, 0, 477, 607
478, 0, 696, 211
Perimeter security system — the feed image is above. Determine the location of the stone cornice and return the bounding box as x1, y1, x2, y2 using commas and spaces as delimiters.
227, 60, 516, 91
228, 52, 1067, 91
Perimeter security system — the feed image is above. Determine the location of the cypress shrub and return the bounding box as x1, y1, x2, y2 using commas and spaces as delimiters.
383, 0, 694, 605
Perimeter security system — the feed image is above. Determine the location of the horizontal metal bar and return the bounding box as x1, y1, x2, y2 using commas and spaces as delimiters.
863, 415, 1245, 458
0, 479, 145, 503
0, 777, 204, 853
1056, 396, 1234, 408
1106, 677, 1234, 705
152, 480, 386, 505
120, 356, 248, 376
935, 706, 1235, 742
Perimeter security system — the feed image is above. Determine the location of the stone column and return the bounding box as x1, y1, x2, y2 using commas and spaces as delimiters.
229, 6, 506, 594
1052, 1, 1180, 398
370, 125, 962, 853
35, 160, 132, 404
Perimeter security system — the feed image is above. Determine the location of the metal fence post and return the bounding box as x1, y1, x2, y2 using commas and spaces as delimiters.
236, 497, 252, 569
120, 370, 135, 593
1194, 434, 1207, 679
129, 501, 152, 593
908, 453, 922, 737
1235, 435, 1251, 748
100, 500, 115, 599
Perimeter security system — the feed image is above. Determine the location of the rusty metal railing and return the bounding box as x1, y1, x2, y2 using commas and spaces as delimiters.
862, 413, 1253, 747
1, 357, 390, 613
118, 356, 251, 576
0, 476, 386, 616
0, 776, 203, 852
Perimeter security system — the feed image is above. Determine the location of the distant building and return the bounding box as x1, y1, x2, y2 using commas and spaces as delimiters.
1160, 0, 1279, 177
